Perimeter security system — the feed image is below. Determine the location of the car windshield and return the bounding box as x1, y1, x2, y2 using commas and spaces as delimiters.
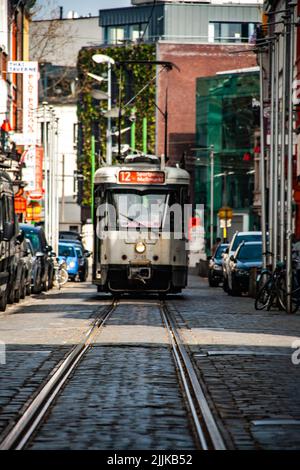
237, 244, 262, 261
232, 234, 261, 251
111, 190, 169, 229
59, 245, 76, 257
75, 246, 83, 257
215, 244, 228, 259
23, 231, 41, 253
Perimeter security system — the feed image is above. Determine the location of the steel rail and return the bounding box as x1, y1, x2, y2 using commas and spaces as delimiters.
0, 300, 118, 450
160, 302, 226, 450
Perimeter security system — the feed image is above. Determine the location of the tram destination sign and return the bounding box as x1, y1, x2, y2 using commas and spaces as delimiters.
118, 171, 165, 184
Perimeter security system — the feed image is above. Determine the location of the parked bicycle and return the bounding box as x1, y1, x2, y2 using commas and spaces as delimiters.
53, 258, 68, 289
255, 260, 300, 313
255, 261, 286, 311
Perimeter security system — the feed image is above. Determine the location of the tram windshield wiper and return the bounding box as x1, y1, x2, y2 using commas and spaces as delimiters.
119, 213, 150, 229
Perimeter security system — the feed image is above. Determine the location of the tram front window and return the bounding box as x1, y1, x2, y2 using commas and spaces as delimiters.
111, 191, 170, 229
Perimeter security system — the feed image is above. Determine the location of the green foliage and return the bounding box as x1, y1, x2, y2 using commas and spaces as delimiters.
77, 43, 156, 206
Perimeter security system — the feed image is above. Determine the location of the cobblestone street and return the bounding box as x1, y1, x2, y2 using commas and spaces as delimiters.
0, 276, 299, 450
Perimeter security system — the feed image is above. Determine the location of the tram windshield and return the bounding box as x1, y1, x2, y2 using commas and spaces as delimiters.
110, 190, 171, 229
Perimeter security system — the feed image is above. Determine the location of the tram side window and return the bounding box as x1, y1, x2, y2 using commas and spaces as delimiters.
0, 197, 4, 232
5, 196, 15, 229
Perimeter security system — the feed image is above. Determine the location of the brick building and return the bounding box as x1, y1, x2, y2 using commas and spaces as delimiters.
156, 42, 257, 163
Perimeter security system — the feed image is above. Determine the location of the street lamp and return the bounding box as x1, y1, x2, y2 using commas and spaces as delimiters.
92, 54, 115, 166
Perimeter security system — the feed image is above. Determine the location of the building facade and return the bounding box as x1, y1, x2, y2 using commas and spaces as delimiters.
99, 1, 261, 168
29, 14, 102, 233
195, 70, 260, 244
0, 0, 32, 180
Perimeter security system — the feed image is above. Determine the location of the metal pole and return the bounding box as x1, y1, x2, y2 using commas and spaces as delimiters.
268, 40, 275, 266
107, 62, 112, 165
61, 153, 65, 224
259, 52, 267, 270
143, 117, 147, 154
53, 117, 59, 256
210, 146, 214, 253
286, 5, 295, 313
164, 87, 168, 161
279, 27, 287, 262
131, 120, 136, 151
43, 103, 48, 237
49, 109, 55, 248
273, 35, 280, 265
91, 135, 95, 224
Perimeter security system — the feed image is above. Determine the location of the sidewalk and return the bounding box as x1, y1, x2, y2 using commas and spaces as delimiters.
170, 275, 300, 449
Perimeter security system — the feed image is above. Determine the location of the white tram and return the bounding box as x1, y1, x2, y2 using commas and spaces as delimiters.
92, 154, 190, 294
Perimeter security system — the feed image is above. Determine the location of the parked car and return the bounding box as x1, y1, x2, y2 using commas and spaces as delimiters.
227, 241, 262, 296
20, 224, 55, 291
25, 238, 44, 294
0, 171, 24, 311
59, 231, 82, 242
5, 219, 29, 304
58, 241, 81, 281
59, 238, 90, 282
20, 238, 34, 298
222, 231, 262, 292
208, 243, 229, 287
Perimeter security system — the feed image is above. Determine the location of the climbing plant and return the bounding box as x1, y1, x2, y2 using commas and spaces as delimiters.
77, 43, 156, 206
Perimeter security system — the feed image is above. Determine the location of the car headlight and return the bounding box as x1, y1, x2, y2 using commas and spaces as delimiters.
214, 264, 222, 270
135, 241, 146, 254
236, 269, 249, 276
68, 261, 75, 268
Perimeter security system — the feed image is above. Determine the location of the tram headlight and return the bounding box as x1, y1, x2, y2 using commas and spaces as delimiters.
135, 241, 146, 254
69, 261, 75, 268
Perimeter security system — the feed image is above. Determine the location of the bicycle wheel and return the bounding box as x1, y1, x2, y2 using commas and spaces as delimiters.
255, 279, 273, 310
59, 268, 68, 286
256, 270, 271, 292
277, 276, 300, 313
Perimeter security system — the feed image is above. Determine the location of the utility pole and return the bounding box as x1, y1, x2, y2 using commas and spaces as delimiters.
42, 102, 48, 238
273, 34, 280, 266
286, 3, 295, 313
259, 51, 267, 270
268, 39, 275, 266
91, 135, 95, 224
61, 153, 65, 224
279, 23, 287, 263
210, 145, 214, 252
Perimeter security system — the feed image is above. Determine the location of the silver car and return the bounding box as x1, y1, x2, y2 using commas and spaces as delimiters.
222, 231, 262, 293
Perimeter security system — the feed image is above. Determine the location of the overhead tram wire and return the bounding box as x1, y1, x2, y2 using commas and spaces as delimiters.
139, 0, 157, 43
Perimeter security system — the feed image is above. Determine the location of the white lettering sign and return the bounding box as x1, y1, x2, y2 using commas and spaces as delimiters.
7, 61, 38, 74
23, 72, 38, 143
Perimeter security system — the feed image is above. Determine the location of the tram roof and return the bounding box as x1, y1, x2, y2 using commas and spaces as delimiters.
94, 162, 190, 185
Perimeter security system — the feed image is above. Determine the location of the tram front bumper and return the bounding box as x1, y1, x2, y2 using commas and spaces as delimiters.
95, 264, 187, 292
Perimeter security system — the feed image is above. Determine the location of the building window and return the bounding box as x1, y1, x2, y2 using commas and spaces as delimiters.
107, 26, 125, 44
106, 23, 148, 44
209, 22, 257, 43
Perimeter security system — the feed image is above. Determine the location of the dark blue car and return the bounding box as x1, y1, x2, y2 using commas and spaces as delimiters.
208, 243, 229, 287
227, 241, 262, 295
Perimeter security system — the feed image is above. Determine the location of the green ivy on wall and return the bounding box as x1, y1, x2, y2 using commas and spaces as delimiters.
77, 43, 156, 206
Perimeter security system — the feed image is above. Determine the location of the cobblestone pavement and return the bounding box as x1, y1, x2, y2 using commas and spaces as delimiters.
169, 276, 300, 450
0, 283, 111, 439
28, 302, 196, 450
1, 277, 300, 450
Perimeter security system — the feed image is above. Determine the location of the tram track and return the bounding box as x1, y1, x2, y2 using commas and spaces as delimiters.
0, 297, 226, 450
160, 301, 226, 450
0, 299, 118, 450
